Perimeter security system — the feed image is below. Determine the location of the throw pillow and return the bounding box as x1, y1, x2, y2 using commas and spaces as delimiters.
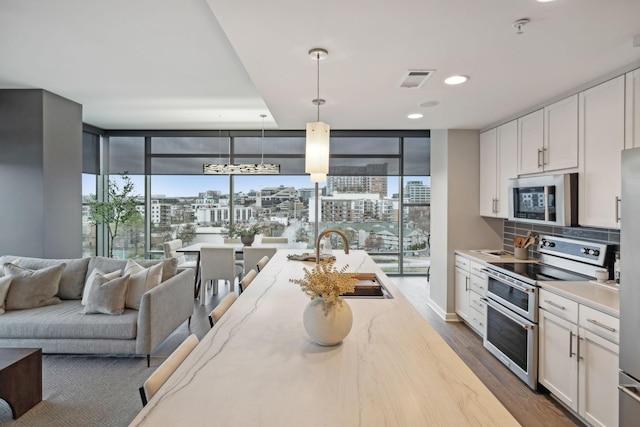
82, 268, 122, 306
3, 263, 65, 310
82, 274, 130, 315
0, 276, 12, 314
0, 258, 21, 278
124, 260, 163, 310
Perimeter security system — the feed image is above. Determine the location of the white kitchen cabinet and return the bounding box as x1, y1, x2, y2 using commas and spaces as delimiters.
454, 256, 486, 336
579, 76, 625, 229
578, 329, 619, 427
517, 95, 578, 176
454, 264, 470, 322
539, 309, 579, 410
538, 289, 619, 427
517, 109, 544, 175
479, 128, 498, 217
626, 68, 640, 149
479, 120, 517, 218
544, 94, 579, 171
467, 261, 487, 336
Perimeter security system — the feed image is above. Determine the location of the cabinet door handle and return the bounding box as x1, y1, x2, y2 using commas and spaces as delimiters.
569, 331, 575, 358
544, 300, 566, 310
587, 318, 617, 333
465, 276, 470, 291
537, 149, 542, 167
494, 198, 499, 214
542, 147, 547, 166
577, 336, 584, 360
616, 196, 621, 222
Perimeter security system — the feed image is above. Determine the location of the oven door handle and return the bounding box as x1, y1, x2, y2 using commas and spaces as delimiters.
486, 298, 536, 330
485, 271, 533, 294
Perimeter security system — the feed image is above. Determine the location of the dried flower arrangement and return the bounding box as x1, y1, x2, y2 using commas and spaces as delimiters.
290, 259, 359, 306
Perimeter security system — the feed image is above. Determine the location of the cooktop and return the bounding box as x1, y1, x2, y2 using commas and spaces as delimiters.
487, 262, 591, 282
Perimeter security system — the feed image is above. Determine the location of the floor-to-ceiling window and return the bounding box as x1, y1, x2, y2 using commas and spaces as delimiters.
83, 129, 430, 274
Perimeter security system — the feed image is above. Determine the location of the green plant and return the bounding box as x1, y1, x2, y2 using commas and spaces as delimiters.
87, 174, 142, 258
224, 223, 264, 238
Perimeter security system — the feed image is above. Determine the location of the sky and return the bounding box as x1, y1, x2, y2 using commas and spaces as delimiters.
82, 174, 430, 198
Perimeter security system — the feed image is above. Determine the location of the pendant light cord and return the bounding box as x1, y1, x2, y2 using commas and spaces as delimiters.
316, 52, 320, 122
260, 114, 266, 164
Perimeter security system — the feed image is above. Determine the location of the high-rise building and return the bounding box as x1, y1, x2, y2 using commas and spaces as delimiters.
326, 176, 387, 197
405, 181, 430, 204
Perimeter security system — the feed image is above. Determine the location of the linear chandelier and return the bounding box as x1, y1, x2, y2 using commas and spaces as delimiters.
305, 48, 330, 183
203, 114, 280, 175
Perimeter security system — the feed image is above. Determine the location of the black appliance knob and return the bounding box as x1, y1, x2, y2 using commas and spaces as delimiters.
589, 249, 600, 256
581, 248, 588, 254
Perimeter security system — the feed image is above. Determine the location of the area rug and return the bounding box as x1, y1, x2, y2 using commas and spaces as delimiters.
0, 354, 153, 427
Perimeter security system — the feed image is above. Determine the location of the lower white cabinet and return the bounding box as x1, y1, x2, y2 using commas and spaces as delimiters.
454, 256, 486, 336
454, 265, 470, 322
538, 290, 619, 427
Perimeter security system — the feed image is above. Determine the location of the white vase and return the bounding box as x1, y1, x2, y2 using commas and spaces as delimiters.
303, 298, 353, 346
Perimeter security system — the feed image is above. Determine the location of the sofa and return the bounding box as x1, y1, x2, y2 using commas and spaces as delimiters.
0, 255, 194, 366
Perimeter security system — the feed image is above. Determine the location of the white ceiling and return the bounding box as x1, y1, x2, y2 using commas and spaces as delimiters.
1, 0, 639, 131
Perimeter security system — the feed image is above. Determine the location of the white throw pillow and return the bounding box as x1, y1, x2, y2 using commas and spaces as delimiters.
0, 258, 21, 278
3, 263, 65, 310
82, 274, 130, 315
82, 268, 122, 306
0, 275, 12, 314
124, 260, 163, 310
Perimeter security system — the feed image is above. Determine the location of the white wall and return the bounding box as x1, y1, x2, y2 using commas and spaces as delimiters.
429, 129, 503, 320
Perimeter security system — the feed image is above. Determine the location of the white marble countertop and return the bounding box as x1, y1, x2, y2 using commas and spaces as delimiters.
538, 280, 620, 318
130, 250, 518, 426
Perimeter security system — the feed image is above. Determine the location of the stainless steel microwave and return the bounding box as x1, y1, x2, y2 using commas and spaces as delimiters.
508, 173, 578, 226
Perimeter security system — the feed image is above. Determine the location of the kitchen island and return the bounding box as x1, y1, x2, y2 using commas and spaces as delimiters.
130, 250, 518, 426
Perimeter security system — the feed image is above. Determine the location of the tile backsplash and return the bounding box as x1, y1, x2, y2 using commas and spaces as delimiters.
503, 220, 620, 271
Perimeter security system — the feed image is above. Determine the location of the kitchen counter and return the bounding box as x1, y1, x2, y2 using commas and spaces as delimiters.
538, 280, 620, 318
455, 249, 538, 264
130, 250, 518, 426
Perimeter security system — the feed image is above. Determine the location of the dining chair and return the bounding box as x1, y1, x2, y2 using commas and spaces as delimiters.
163, 239, 199, 296
199, 246, 243, 305
261, 236, 288, 244
223, 237, 245, 268
139, 333, 199, 406
239, 268, 257, 294
243, 247, 277, 275
208, 292, 237, 327
256, 256, 270, 272
163, 239, 198, 271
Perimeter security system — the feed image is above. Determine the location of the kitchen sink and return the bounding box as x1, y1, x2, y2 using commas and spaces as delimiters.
340, 273, 393, 299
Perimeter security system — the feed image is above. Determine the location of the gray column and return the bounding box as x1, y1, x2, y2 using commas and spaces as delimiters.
0, 89, 82, 258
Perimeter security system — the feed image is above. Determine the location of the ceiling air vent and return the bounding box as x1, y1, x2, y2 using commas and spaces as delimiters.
398, 70, 435, 89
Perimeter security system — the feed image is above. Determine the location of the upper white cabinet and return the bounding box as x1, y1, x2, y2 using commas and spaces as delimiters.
579, 76, 625, 229
626, 68, 640, 149
517, 109, 544, 175
517, 95, 578, 175
480, 120, 517, 218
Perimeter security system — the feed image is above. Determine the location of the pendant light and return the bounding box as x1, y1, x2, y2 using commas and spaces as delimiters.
305, 48, 330, 183
204, 115, 280, 174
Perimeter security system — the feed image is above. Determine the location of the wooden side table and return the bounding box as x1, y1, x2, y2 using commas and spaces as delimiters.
0, 348, 42, 419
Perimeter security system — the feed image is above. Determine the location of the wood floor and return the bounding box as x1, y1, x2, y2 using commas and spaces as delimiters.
155, 276, 584, 427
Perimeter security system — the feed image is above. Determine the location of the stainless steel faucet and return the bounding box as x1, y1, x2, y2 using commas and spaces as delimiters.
316, 228, 349, 263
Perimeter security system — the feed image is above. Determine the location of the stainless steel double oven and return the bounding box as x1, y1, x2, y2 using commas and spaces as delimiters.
482, 235, 609, 390
483, 265, 539, 389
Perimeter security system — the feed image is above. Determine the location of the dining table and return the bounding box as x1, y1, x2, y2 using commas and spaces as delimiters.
176, 240, 293, 293
130, 249, 519, 426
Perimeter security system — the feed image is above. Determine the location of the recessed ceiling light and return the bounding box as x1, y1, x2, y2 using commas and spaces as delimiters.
408, 113, 423, 119
444, 75, 469, 85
